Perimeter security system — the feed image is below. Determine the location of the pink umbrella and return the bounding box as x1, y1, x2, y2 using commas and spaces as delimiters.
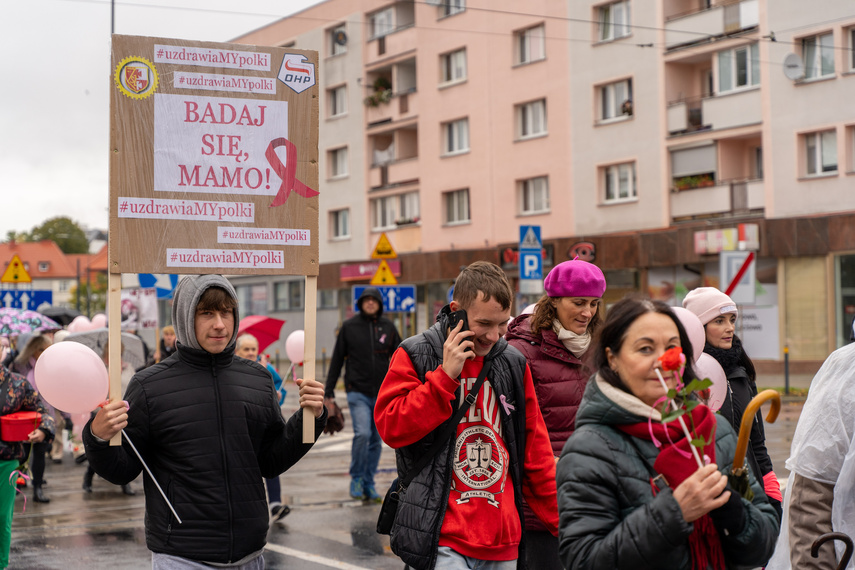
237, 316, 286, 353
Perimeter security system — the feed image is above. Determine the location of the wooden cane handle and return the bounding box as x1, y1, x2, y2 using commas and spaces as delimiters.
732, 389, 781, 472
812, 531, 854, 570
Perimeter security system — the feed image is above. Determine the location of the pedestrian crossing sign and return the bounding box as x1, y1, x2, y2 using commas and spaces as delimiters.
370, 260, 398, 285
0, 255, 32, 284
519, 226, 542, 250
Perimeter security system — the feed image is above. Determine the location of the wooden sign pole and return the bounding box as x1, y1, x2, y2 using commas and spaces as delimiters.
108, 272, 123, 446
302, 275, 318, 443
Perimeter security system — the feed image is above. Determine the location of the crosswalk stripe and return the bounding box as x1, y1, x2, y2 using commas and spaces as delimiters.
264, 542, 374, 569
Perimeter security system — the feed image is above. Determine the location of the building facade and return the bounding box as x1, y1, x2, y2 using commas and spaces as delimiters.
231, 0, 855, 372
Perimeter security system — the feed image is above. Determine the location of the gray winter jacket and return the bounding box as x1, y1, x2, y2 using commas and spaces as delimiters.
556, 376, 779, 570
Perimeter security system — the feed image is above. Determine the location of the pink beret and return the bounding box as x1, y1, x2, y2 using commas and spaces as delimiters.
544, 260, 606, 298
682, 287, 737, 325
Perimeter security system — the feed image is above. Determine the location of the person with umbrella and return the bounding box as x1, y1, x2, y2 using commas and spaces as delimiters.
556, 297, 779, 570
324, 287, 402, 501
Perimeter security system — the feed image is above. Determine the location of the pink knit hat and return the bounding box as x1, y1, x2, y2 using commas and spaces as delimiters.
682, 287, 738, 325
544, 260, 606, 298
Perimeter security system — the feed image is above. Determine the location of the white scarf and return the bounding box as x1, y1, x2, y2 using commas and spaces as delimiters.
553, 319, 591, 357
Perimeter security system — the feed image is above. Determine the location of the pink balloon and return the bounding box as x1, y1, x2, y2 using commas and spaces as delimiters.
672, 307, 706, 363
70, 412, 91, 439
695, 353, 727, 412
68, 316, 90, 333
34, 342, 108, 413
285, 330, 305, 364
91, 313, 107, 329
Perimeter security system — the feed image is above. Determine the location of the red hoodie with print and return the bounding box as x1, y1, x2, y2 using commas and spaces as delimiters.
375, 349, 559, 562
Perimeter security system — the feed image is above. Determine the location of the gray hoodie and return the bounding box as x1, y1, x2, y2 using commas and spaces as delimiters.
171, 275, 239, 352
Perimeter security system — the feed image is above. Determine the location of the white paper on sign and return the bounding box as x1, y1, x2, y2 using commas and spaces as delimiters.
154, 93, 288, 197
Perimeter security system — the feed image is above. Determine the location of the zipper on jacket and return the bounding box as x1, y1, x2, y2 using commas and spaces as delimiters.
370, 321, 377, 382
211, 357, 235, 561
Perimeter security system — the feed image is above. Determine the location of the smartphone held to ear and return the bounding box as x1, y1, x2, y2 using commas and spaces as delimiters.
447, 310, 473, 352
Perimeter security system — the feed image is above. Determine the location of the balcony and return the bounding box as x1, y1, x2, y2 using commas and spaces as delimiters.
366, 90, 418, 126
668, 88, 761, 135
665, 0, 758, 50
366, 25, 417, 65
369, 158, 419, 189
671, 179, 764, 219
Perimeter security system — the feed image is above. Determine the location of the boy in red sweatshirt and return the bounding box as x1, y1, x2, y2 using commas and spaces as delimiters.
375, 261, 558, 570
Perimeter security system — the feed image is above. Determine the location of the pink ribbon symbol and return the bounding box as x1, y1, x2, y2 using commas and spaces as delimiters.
500, 395, 515, 415
265, 137, 319, 207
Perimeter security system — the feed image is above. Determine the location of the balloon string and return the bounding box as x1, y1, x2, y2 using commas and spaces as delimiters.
121, 430, 182, 524
10, 469, 30, 512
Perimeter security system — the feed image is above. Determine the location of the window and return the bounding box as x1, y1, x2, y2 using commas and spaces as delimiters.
274, 281, 303, 311
603, 162, 637, 202
850, 28, 855, 71
398, 191, 420, 224
599, 79, 633, 121
38, 262, 49, 272
805, 130, 837, 175
329, 24, 347, 56
519, 176, 550, 214
718, 44, 759, 93
331, 209, 350, 239
444, 189, 471, 224
516, 99, 547, 139
371, 196, 397, 230
515, 24, 545, 65
440, 0, 465, 17
329, 85, 346, 117
803, 33, 835, 79
598, 1, 631, 42
440, 49, 467, 85
319, 290, 338, 310
236, 284, 268, 316
370, 8, 394, 39
442, 118, 469, 155
329, 147, 348, 178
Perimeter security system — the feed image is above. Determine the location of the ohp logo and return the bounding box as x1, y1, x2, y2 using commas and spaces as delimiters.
278, 54, 316, 94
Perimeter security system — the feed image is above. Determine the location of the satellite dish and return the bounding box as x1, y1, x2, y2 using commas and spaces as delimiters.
783, 53, 805, 81
334, 30, 348, 46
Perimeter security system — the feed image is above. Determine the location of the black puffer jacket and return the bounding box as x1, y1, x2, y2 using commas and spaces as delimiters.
83, 344, 326, 563
389, 308, 528, 570
324, 287, 402, 399
556, 376, 779, 570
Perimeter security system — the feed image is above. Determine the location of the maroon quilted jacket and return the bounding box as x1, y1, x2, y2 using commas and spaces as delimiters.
505, 313, 593, 532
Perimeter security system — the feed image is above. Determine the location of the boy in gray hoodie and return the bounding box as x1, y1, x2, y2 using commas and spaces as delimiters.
84, 274, 327, 568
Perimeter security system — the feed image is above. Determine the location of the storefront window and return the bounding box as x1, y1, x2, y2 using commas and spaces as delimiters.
835, 254, 855, 347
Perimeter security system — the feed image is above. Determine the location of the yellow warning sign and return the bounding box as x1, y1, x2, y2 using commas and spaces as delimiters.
371, 233, 397, 259
1, 255, 31, 284
370, 260, 398, 285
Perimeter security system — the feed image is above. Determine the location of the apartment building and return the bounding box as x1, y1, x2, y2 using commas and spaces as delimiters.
232, 0, 855, 371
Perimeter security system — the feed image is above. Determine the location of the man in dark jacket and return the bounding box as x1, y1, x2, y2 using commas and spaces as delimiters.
324, 286, 401, 501
83, 275, 327, 568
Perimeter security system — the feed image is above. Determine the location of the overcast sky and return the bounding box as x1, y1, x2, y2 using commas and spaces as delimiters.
1, 0, 320, 239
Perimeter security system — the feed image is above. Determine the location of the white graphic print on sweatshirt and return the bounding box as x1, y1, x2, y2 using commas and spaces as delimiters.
451, 378, 508, 508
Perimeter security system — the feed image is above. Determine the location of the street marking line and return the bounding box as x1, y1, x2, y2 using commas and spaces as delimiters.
264, 543, 373, 569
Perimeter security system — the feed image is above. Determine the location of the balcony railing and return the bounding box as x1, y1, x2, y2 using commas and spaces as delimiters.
671, 178, 764, 219
366, 90, 418, 126
668, 88, 761, 135
366, 24, 416, 64
665, 0, 758, 50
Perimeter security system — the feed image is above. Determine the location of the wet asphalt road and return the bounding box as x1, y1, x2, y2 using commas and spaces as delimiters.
7, 382, 808, 569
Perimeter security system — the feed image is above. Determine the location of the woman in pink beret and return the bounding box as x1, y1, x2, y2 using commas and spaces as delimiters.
506, 259, 606, 570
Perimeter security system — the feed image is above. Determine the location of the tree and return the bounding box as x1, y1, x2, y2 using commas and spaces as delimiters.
28, 217, 89, 254
69, 272, 107, 315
